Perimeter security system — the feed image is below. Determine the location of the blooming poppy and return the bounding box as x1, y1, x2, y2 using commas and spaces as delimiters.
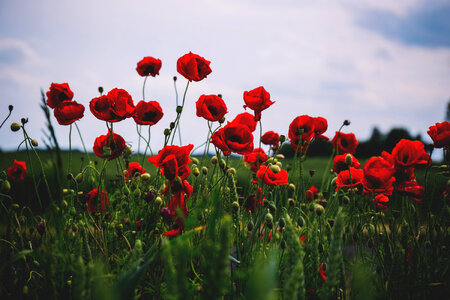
148, 144, 194, 180
93, 131, 126, 160
427, 122, 450, 149
86, 188, 109, 213
319, 263, 327, 281
362, 156, 395, 195
314, 117, 329, 141
261, 131, 280, 150
211, 122, 254, 155
372, 194, 389, 211
136, 56, 162, 77
46, 82, 74, 109
89, 88, 135, 122
133, 100, 164, 125
124, 162, 146, 181
288, 115, 316, 153
53, 100, 85, 125
398, 181, 424, 203
256, 165, 289, 186
7, 160, 27, 180
196, 94, 228, 122
177, 52, 212, 82
306, 185, 319, 201
391, 139, 430, 169
243, 86, 275, 121
333, 153, 360, 174
230, 112, 257, 132
332, 132, 358, 155
244, 148, 268, 172
335, 167, 364, 191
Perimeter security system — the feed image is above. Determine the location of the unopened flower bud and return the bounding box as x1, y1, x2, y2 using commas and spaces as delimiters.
124, 146, 132, 157
202, 166, 208, 175
141, 172, 151, 181
164, 128, 171, 136
193, 167, 200, 177
211, 156, 218, 165
173, 76, 177, 81
265, 213, 273, 224
10, 122, 21, 132
328, 219, 335, 227
170, 122, 175, 129
155, 196, 163, 206
297, 216, 305, 227
62, 189, 69, 195
288, 198, 295, 207
276, 154, 285, 160
37, 220, 46, 235
342, 195, 350, 205
75, 173, 83, 183
8, 105, 13, 112
98, 86, 104, 94
232, 201, 239, 213
133, 188, 141, 198
219, 159, 226, 169
176, 106, 183, 114
191, 157, 199, 165
21, 118, 28, 125
345, 154, 353, 166
309, 169, 316, 177
343, 120, 351, 126
279, 135, 286, 143
270, 165, 281, 173
331, 177, 337, 186
219, 117, 226, 124
288, 183, 295, 191
31, 139, 38, 147
1, 180, 11, 193
315, 204, 325, 216
276, 161, 282, 168
227, 168, 236, 176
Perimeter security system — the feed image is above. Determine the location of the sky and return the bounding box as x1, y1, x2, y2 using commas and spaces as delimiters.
0, 0, 449, 159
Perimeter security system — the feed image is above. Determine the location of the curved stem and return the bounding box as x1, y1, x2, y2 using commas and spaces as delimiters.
74, 122, 91, 162
68, 124, 72, 175
0, 108, 12, 129
170, 81, 190, 145
141, 126, 153, 166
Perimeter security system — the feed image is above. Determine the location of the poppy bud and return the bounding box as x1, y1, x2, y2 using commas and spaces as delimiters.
269, 203, 276, 213
124, 146, 132, 157
315, 204, 325, 216
276, 154, 285, 160
123, 217, 130, 224
202, 166, 208, 175
133, 188, 141, 198
1, 180, 11, 193
217, 94, 222, 98
343, 120, 351, 126
144, 190, 154, 202
136, 220, 142, 229
279, 135, 286, 143
62, 189, 69, 195
265, 213, 273, 224
345, 154, 353, 166
227, 168, 236, 176
331, 177, 337, 186
219, 117, 226, 124
288, 198, 295, 207
270, 165, 281, 173
193, 167, 200, 177
191, 157, 199, 165
75, 173, 83, 183
247, 221, 254, 231
12, 203, 19, 210
155, 196, 163, 206
141, 173, 151, 181
309, 169, 316, 177
173, 76, 177, 81
37, 220, 46, 235
176, 106, 183, 114
98, 86, 104, 94
289, 183, 295, 191
31, 139, 38, 147
10, 122, 21, 132
219, 159, 226, 169
170, 122, 175, 129
276, 162, 282, 168
8, 105, 13, 112
342, 195, 350, 205
211, 156, 218, 165
297, 216, 305, 227
164, 128, 171, 136
328, 219, 335, 227
232, 201, 239, 213
21, 118, 28, 125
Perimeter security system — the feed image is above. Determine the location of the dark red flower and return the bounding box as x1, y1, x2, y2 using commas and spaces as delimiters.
256, 165, 289, 186
148, 144, 194, 180
93, 131, 126, 160
133, 100, 164, 125
314, 117, 329, 141
53, 100, 85, 125
427, 122, 450, 149
261, 131, 280, 149
372, 194, 389, 211
230, 112, 257, 132
398, 181, 424, 203
136, 56, 162, 77
362, 156, 396, 195
332, 132, 358, 155
244, 148, 268, 172
391, 139, 430, 169
289, 115, 316, 152
319, 263, 327, 281
86, 188, 109, 213
124, 162, 146, 181
243, 86, 275, 121
7, 160, 26, 180
46, 83, 74, 109
89, 88, 135, 122
333, 153, 360, 174
177, 52, 212, 82
211, 122, 254, 156
335, 167, 364, 191
162, 180, 192, 237
306, 185, 319, 201
196, 94, 228, 122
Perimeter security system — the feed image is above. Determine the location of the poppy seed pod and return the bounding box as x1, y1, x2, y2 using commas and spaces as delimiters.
315, 204, 325, 216
176, 106, 183, 114
10, 122, 21, 132
98, 86, 104, 94
164, 128, 171, 136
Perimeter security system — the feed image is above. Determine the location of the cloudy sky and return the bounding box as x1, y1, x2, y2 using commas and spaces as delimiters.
0, 0, 449, 158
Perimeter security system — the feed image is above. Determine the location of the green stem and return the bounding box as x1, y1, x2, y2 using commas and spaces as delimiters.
68, 124, 72, 175
74, 122, 91, 162
170, 81, 189, 145
0, 108, 12, 129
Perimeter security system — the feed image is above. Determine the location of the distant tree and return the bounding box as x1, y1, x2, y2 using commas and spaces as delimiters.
355, 127, 384, 158
446, 100, 450, 121
383, 128, 414, 153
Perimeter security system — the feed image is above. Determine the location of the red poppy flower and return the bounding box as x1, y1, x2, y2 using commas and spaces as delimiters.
391, 139, 430, 169
244, 148, 268, 172
211, 122, 254, 156
332, 153, 360, 174
319, 263, 327, 281
124, 162, 146, 181
243, 86, 275, 121
46, 83, 74, 109
335, 167, 364, 191
133, 100, 164, 125
136, 56, 162, 77
256, 165, 289, 186
261, 131, 280, 149
7, 160, 27, 180
314, 117, 329, 141
53, 100, 85, 125
362, 156, 396, 195
148, 144, 194, 180
306, 185, 319, 201
372, 194, 389, 211
398, 181, 424, 203
427, 122, 450, 149
93, 131, 126, 160
86, 188, 109, 213
89, 88, 135, 122
177, 52, 212, 82
196, 94, 228, 122
230, 112, 257, 132
289, 115, 316, 152
332, 132, 358, 154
